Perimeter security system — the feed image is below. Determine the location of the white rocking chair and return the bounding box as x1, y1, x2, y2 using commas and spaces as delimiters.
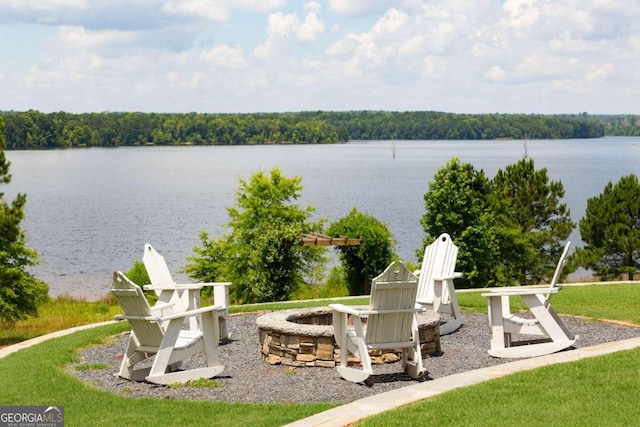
330, 261, 427, 383
482, 242, 577, 358
143, 243, 232, 339
415, 233, 463, 335
111, 271, 225, 385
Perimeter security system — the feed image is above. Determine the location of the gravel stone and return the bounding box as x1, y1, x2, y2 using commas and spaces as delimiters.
69, 313, 640, 404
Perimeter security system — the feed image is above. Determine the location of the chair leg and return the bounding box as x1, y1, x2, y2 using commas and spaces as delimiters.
201, 309, 221, 367
147, 318, 182, 380
333, 313, 372, 383
436, 279, 463, 335
404, 319, 427, 379
117, 334, 151, 381
218, 311, 228, 341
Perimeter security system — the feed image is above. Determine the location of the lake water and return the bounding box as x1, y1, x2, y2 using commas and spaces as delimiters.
5, 137, 640, 300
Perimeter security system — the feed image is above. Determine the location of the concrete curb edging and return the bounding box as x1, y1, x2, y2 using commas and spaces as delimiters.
283, 337, 640, 427
0, 321, 118, 359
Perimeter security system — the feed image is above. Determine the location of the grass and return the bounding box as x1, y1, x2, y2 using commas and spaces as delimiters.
0, 294, 369, 348
356, 347, 640, 426
1, 283, 640, 426
0, 322, 335, 427
455, 282, 640, 325
355, 282, 640, 426
0, 294, 121, 347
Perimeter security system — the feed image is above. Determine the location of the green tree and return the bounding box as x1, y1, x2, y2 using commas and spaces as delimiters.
418, 158, 496, 288
186, 168, 325, 303
327, 208, 395, 295
125, 260, 155, 302
489, 158, 574, 285
0, 118, 49, 325
577, 174, 640, 280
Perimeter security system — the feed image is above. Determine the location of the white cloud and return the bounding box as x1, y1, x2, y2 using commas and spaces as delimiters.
161, 0, 285, 22
370, 8, 409, 39
585, 63, 613, 82
304, 1, 321, 14
484, 65, 506, 81
161, 0, 229, 22
398, 35, 427, 57
1, 0, 639, 114
296, 5, 324, 43
252, 5, 325, 60
548, 31, 592, 54
57, 25, 138, 50
327, 0, 380, 17
502, 0, 540, 30
325, 35, 359, 58
200, 44, 248, 70
236, 0, 285, 13
0, 0, 88, 10
514, 52, 581, 81
421, 55, 446, 78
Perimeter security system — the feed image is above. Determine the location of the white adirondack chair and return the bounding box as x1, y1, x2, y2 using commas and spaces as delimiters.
142, 244, 232, 339
415, 233, 463, 335
481, 241, 577, 358
329, 261, 427, 383
110, 271, 225, 385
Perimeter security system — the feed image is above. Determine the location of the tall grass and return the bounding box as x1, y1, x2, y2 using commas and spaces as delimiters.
0, 293, 369, 349
0, 295, 121, 347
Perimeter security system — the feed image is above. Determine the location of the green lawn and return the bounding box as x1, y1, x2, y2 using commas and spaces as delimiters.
1, 283, 639, 426
356, 347, 640, 426
358, 282, 640, 426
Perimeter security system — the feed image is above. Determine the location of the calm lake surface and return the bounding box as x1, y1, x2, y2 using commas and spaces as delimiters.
5, 137, 640, 300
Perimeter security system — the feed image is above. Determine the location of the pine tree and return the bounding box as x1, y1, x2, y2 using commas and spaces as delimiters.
0, 118, 48, 325
578, 174, 640, 280
489, 158, 574, 285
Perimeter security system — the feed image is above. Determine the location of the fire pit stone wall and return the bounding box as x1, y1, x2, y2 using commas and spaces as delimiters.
257, 306, 441, 368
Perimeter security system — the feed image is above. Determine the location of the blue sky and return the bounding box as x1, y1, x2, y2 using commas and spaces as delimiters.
0, 0, 638, 114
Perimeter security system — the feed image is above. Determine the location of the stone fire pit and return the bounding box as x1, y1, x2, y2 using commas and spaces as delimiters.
257, 306, 441, 368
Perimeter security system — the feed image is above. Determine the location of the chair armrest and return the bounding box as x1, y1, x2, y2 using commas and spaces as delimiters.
143, 283, 203, 291
115, 314, 162, 322
328, 304, 363, 317
433, 272, 463, 281
150, 302, 175, 312
161, 304, 224, 321
357, 307, 426, 315
198, 281, 233, 287
329, 304, 425, 317
173, 281, 233, 289
481, 287, 559, 297
484, 284, 548, 292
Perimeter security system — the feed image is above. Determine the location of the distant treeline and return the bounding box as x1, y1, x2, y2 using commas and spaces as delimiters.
2, 109, 633, 149
588, 114, 640, 136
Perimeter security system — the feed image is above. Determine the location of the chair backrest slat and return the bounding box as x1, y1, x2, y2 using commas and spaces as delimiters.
417, 233, 458, 304
366, 261, 418, 345
143, 244, 176, 291
111, 271, 165, 348
544, 241, 571, 307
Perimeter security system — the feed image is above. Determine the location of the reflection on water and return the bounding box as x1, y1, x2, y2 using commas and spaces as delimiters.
5, 137, 640, 299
